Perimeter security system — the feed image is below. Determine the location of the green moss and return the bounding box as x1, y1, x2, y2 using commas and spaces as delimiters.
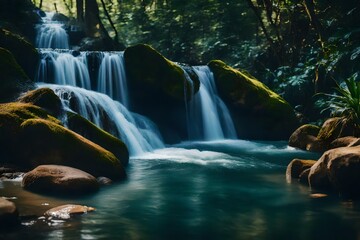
124, 44, 199, 100
0, 28, 39, 79
19, 119, 126, 180
67, 111, 129, 166
208, 60, 299, 140
18, 88, 62, 117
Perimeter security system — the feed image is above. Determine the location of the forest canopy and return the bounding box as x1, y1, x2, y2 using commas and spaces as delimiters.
32, 0, 360, 123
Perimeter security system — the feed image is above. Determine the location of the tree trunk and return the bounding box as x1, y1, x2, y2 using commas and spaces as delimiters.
84, 0, 110, 39
76, 0, 84, 22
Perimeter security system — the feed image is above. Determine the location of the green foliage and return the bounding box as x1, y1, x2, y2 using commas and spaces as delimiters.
322, 75, 360, 125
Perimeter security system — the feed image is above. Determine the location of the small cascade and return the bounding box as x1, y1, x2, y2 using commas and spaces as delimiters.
97, 52, 129, 107
186, 66, 237, 141
36, 12, 69, 49
36, 50, 91, 89
38, 84, 164, 156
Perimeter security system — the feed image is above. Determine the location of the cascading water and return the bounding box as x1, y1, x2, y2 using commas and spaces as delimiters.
36, 12, 69, 49
186, 66, 237, 141
36, 50, 91, 89
97, 52, 129, 107
38, 83, 164, 156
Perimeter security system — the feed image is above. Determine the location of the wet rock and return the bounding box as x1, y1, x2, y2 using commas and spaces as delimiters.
330, 136, 360, 149
0, 198, 19, 229
22, 165, 99, 195
309, 146, 360, 198
286, 159, 317, 182
299, 168, 311, 185
44, 204, 95, 220
288, 124, 321, 150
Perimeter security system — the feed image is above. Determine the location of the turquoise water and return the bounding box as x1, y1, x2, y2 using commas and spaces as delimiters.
1, 140, 360, 240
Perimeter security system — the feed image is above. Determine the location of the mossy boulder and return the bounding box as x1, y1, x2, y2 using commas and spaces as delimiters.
124, 44, 200, 142
0, 28, 39, 79
66, 111, 129, 166
0, 48, 33, 102
0, 103, 126, 180
208, 60, 299, 140
22, 165, 99, 195
18, 88, 62, 117
289, 124, 320, 150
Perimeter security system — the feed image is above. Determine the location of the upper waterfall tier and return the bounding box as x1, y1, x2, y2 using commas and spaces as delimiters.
36, 12, 69, 49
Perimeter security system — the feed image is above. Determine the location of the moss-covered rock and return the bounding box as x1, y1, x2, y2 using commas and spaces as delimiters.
66, 111, 129, 166
0, 48, 34, 102
0, 28, 39, 79
124, 44, 199, 101
18, 88, 62, 117
0, 103, 126, 180
289, 124, 320, 150
124, 44, 200, 142
208, 60, 299, 140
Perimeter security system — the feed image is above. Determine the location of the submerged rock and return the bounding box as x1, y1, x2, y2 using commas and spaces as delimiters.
0, 103, 126, 180
0, 198, 19, 229
208, 60, 299, 140
22, 165, 99, 195
0, 48, 33, 102
44, 204, 95, 220
309, 146, 360, 198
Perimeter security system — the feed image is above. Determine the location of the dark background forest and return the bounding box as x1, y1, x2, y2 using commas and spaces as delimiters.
4, 0, 360, 124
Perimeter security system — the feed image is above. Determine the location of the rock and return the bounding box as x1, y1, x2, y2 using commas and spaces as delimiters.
208, 60, 299, 140
317, 117, 359, 143
330, 136, 360, 149
0, 28, 39, 79
51, 13, 69, 22
66, 112, 129, 166
44, 204, 95, 220
18, 88, 62, 117
0, 47, 33, 102
299, 168, 311, 185
309, 146, 360, 197
97, 176, 113, 185
22, 165, 99, 195
0, 103, 126, 180
0, 198, 19, 229
286, 159, 317, 182
289, 124, 320, 150
305, 136, 327, 152
124, 44, 200, 141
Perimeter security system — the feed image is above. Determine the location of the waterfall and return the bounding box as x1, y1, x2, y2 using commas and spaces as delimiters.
186, 66, 237, 141
97, 52, 129, 107
36, 12, 69, 49
36, 50, 91, 89
38, 84, 164, 156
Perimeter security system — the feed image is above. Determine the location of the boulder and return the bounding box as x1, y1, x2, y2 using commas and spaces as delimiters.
330, 136, 360, 149
124, 44, 200, 141
0, 198, 19, 229
22, 165, 99, 195
309, 146, 360, 197
0, 103, 126, 180
44, 204, 95, 220
208, 60, 299, 140
66, 111, 129, 166
286, 159, 317, 182
289, 124, 320, 150
0, 47, 33, 102
317, 117, 359, 143
299, 168, 311, 185
0, 28, 39, 79
18, 88, 62, 117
